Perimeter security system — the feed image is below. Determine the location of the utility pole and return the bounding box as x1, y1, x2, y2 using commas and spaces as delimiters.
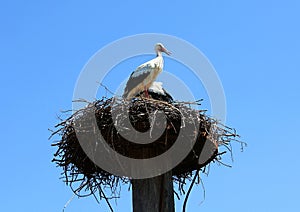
132, 171, 174, 212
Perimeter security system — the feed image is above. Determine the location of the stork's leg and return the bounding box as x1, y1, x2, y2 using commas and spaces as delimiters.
144, 86, 149, 98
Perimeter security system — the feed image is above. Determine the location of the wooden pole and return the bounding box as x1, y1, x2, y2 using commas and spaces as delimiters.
132, 171, 174, 212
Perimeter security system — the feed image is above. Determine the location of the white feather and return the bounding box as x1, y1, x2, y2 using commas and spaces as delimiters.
148, 82, 165, 95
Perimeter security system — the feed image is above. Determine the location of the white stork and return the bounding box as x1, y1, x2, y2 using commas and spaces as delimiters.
123, 43, 171, 98
141, 81, 174, 103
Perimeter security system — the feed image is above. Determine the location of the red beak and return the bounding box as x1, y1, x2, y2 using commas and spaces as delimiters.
162, 47, 171, 55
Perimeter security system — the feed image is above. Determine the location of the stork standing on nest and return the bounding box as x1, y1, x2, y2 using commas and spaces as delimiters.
123, 43, 171, 99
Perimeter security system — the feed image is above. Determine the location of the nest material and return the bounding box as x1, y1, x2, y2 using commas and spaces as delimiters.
51, 97, 239, 202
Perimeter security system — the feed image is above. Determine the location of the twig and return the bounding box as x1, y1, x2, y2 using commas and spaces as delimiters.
182, 169, 200, 212
62, 193, 76, 212
99, 187, 114, 212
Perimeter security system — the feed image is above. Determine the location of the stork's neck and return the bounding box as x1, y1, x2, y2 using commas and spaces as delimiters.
156, 51, 163, 57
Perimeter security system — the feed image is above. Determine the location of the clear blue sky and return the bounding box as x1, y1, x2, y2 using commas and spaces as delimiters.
1, 1, 299, 211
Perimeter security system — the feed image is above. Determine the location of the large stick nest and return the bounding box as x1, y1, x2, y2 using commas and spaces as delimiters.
51, 97, 240, 204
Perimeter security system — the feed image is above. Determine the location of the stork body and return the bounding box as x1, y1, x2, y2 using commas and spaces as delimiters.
123, 43, 171, 98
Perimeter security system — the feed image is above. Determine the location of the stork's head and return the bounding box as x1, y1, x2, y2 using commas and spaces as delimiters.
155, 43, 171, 56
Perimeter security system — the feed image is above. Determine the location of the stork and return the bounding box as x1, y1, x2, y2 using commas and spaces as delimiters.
123, 43, 171, 99
137, 82, 174, 103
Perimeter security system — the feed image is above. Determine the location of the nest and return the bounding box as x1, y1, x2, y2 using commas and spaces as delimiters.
51, 97, 240, 206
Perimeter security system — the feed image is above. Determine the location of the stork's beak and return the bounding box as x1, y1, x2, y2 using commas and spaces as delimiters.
162, 47, 171, 55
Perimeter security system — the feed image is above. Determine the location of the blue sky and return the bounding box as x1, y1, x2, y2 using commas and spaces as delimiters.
1, 1, 300, 211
